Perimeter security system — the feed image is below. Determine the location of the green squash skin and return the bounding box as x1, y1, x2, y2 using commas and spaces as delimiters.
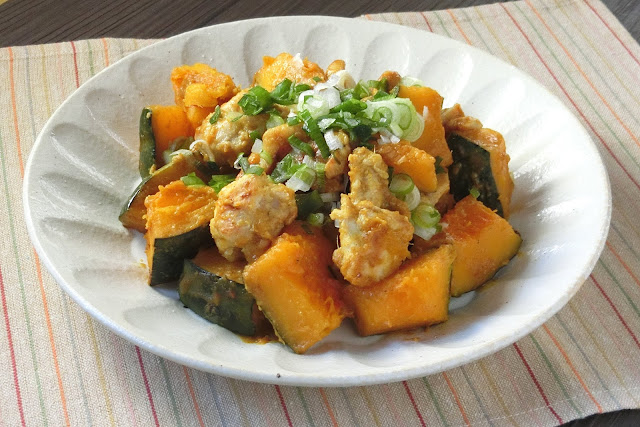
446, 133, 504, 217
178, 260, 265, 336
178, 260, 261, 336
139, 107, 156, 179
150, 225, 213, 286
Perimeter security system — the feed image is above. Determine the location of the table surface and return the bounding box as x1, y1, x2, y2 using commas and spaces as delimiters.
0, 0, 639, 46
1, 1, 639, 426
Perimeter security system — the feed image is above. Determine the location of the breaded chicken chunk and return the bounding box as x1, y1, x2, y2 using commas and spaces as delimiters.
195, 90, 269, 167
330, 147, 413, 286
348, 147, 410, 217
331, 195, 413, 287
210, 174, 297, 262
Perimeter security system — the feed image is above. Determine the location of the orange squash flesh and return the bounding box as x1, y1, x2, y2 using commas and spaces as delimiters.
344, 244, 455, 336
397, 85, 452, 167
149, 105, 194, 165
144, 180, 218, 284
252, 53, 326, 91
171, 63, 239, 129
376, 141, 437, 193
441, 196, 521, 296
243, 222, 348, 353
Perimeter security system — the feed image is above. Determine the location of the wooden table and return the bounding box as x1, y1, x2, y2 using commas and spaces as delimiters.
1, 1, 638, 426
0, 0, 638, 46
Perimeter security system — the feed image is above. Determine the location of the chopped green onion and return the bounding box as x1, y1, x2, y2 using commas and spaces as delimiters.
330, 99, 367, 114
286, 165, 316, 192
287, 115, 302, 126
399, 76, 425, 87
411, 203, 441, 229
364, 97, 424, 142
270, 79, 311, 105
249, 130, 262, 140
209, 105, 221, 124
270, 153, 302, 183
315, 162, 326, 190
470, 187, 480, 199
312, 76, 322, 82
411, 203, 441, 241
260, 150, 272, 165
307, 212, 325, 226
208, 174, 236, 193
266, 112, 285, 129
234, 154, 263, 175
389, 173, 415, 196
298, 110, 331, 159
296, 190, 324, 219
181, 172, 205, 187
434, 156, 445, 174
238, 86, 272, 115
403, 186, 421, 211
245, 165, 264, 175
288, 135, 315, 157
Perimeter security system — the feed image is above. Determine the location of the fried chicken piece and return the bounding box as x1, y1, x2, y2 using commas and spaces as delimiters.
348, 147, 409, 217
331, 195, 413, 287
195, 90, 269, 167
330, 147, 413, 286
210, 174, 297, 262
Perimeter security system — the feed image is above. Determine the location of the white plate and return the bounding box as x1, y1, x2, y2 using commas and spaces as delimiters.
23, 16, 611, 386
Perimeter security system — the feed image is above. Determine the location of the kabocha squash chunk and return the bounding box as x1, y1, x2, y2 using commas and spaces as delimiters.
149, 105, 194, 166
253, 53, 326, 91
344, 244, 455, 336
178, 247, 270, 336
397, 85, 452, 167
440, 195, 521, 296
171, 63, 239, 129
120, 151, 214, 233
443, 104, 514, 218
376, 141, 437, 193
243, 222, 348, 354
145, 180, 217, 285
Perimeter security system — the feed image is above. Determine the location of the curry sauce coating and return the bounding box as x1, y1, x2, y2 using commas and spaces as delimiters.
210, 173, 297, 262
348, 147, 410, 217
330, 147, 413, 287
331, 195, 413, 287
195, 90, 269, 167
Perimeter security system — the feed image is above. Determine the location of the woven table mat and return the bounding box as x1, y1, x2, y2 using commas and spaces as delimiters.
1, 0, 640, 425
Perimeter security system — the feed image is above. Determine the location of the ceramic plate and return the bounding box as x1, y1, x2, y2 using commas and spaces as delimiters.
23, 16, 611, 386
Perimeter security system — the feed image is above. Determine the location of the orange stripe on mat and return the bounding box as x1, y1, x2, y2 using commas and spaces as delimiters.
183, 367, 205, 427
443, 372, 471, 426
446, 9, 472, 44
320, 388, 339, 427
9, 46, 71, 427
543, 325, 603, 413
526, 0, 640, 149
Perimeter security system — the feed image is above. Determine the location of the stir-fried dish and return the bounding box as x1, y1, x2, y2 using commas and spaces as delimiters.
119, 53, 522, 354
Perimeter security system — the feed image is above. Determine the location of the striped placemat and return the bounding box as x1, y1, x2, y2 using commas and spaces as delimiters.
1, 0, 639, 425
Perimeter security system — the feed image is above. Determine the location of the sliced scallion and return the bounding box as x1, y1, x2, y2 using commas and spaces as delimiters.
286, 165, 316, 192
389, 173, 415, 196
298, 110, 331, 159
181, 172, 205, 187
307, 212, 325, 227
295, 190, 323, 219
209, 105, 221, 124
208, 174, 236, 193
288, 135, 315, 157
